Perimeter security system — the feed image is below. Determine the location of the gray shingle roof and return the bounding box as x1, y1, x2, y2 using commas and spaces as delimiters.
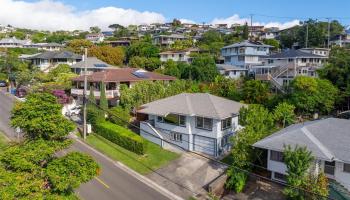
71, 57, 113, 69
27, 51, 82, 60
138, 93, 246, 119
253, 118, 350, 162
222, 40, 273, 49
267, 49, 327, 59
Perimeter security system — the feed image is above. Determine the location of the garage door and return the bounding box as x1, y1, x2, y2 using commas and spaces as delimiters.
194, 135, 216, 156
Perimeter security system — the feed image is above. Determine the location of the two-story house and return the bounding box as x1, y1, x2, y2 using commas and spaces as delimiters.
252, 49, 328, 92
152, 34, 187, 48
71, 68, 176, 106
159, 48, 202, 63
253, 118, 350, 191
137, 93, 246, 157
221, 40, 272, 68
25, 51, 82, 72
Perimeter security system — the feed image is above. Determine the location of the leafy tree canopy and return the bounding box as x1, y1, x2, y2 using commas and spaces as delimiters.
11, 92, 75, 140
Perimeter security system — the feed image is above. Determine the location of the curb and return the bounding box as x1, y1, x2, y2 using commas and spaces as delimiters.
70, 134, 184, 200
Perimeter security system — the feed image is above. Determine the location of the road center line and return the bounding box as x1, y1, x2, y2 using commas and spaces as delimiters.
95, 177, 110, 189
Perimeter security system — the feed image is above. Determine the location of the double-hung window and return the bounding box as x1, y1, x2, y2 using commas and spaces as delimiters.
196, 117, 213, 131
221, 118, 232, 130
270, 150, 284, 162
344, 163, 350, 173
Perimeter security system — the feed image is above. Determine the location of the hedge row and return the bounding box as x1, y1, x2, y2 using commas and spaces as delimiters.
94, 121, 147, 155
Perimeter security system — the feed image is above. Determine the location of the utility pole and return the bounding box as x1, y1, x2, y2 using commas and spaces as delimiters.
250, 14, 253, 38
83, 48, 88, 140
305, 22, 309, 48
327, 18, 331, 49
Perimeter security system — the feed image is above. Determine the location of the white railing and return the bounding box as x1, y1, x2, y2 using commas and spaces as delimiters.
70, 89, 119, 98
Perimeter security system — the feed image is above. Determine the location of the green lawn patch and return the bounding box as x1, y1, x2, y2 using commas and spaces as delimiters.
0, 132, 9, 151
85, 133, 180, 175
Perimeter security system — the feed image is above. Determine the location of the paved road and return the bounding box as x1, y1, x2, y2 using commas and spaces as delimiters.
0, 89, 16, 139
0, 89, 177, 200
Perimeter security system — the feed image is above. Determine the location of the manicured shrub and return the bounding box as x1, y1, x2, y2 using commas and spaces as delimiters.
94, 121, 147, 155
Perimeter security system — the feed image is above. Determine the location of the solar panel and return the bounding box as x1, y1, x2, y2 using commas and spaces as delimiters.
94, 64, 108, 68
132, 71, 149, 78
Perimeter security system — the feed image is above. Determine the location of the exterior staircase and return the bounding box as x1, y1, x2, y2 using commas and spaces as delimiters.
268, 64, 294, 94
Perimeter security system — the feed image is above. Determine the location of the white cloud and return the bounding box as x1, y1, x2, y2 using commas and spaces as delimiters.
0, 0, 165, 31
0, 1, 301, 31
210, 14, 300, 30
179, 19, 196, 24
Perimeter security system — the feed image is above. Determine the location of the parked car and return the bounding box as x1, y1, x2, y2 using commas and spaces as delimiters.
0, 80, 7, 87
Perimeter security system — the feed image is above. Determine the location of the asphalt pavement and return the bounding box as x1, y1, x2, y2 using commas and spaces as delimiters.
0, 89, 180, 200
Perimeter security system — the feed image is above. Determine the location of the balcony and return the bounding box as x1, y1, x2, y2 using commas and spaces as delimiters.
71, 88, 120, 99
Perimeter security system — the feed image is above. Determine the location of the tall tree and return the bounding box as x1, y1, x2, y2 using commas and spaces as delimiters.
89, 46, 125, 66
242, 23, 249, 40
89, 26, 101, 33
290, 76, 338, 115
11, 93, 75, 140
273, 102, 296, 128
283, 145, 314, 200
242, 80, 270, 104
67, 39, 94, 54
99, 82, 108, 118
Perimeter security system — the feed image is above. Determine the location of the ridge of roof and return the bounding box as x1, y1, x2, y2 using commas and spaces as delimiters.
301, 127, 334, 160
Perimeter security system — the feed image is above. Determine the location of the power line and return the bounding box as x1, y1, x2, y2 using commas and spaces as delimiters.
86, 99, 343, 199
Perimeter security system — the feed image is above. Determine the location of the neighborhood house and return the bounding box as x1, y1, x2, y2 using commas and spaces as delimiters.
71, 68, 176, 106
137, 93, 246, 157
253, 118, 350, 191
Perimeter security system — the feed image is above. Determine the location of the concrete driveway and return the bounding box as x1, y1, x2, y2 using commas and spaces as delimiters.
147, 152, 228, 199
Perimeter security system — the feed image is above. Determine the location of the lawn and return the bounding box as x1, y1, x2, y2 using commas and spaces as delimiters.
0, 132, 9, 151
85, 133, 180, 175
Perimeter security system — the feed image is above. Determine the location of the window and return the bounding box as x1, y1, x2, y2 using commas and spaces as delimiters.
268, 59, 274, 64
158, 114, 186, 126
238, 56, 245, 61
221, 118, 232, 130
196, 117, 213, 131
171, 132, 182, 142
274, 172, 287, 181
270, 150, 284, 162
302, 70, 307, 74
302, 58, 307, 63
344, 163, 350, 173
288, 58, 294, 63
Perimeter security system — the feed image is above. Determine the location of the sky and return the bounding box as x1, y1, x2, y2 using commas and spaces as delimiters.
0, 0, 349, 31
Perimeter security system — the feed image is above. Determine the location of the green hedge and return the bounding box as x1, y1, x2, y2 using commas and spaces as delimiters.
94, 121, 147, 155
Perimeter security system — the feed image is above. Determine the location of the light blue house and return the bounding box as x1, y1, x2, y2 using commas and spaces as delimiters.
221, 40, 272, 68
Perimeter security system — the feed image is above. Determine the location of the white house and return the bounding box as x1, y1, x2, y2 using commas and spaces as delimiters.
253, 118, 350, 191
86, 33, 105, 43
217, 64, 247, 79
252, 49, 328, 91
25, 43, 63, 51
159, 48, 201, 63
25, 51, 82, 72
152, 34, 187, 47
71, 68, 176, 106
137, 93, 246, 157
0, 37, 31, 48
221, 40, 272, 68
